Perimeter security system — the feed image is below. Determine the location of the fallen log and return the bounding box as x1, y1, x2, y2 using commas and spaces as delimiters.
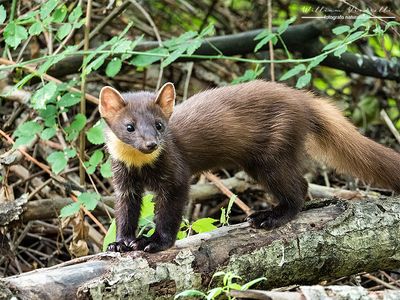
18, 172, 379, 223
1, 197, 400, 299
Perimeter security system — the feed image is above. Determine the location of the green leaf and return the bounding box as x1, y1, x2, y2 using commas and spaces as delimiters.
52, 4, 67, 22
60, 202, 80, 218
68, 5, 82, 23
191, 218, 218, 233
206, 287, 223, 300
15, 121, 43, 137
4, 21, 28, 49
322, 40, 342, 52
0, 5, 6, 25
232, 66, 265, 84
174, 290, 206, 299
220, 208, 226, 225
112, 39, 132, 53
199, 23, 215, 37
70, 114, 86, 131
57, 23, 72, 40
254, 32, 276, 52
28, 21, 43, 36
13, 135, 35, 149
58, 92, 81, 107
106, 58, 122, 77
176, 230, 187, 240
89, 150, 104, 166
130, 48, 168, 67
164, 31, 197, 49
103, 219, 117, 251
47, 151, 68, 174
333, 45, 347, 58
186, 39, 202, 56
100, 159, 113, 178
240, 277, 267, 291
296, 73, 311, 89
353, 13, 370, 29
64, 148, 77, 158
332, 25, 350, 35
141, 194, 155, 219
347, 31, 364, 41
254, 29, 270, 41
277, 16, 296, 34
40, 0, 58, 20
385, 21, 400, 32
85, 53, 109, 75
161, 47, 186, 67
307, 54, 327, 70
65, 114, 86, 141
78, 192, 100, 211
279, 64, 306, 81
31, 82, 58, 110
86, 120, 105, 145
41, 127, 56, 140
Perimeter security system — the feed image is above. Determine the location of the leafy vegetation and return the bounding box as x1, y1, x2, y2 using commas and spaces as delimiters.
175, 271, 266, 299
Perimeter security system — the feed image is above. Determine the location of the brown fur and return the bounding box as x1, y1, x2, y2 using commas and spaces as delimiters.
100, 80, 400, 253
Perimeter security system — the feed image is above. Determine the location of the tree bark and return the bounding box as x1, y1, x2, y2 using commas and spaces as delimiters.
2, 197, 400, 299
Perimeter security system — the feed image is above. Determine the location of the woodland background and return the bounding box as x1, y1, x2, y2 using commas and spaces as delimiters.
0, 0, 400, 299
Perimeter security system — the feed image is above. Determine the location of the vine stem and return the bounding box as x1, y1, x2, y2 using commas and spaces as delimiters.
0, 33, 373, 73
79, 0, 93, 186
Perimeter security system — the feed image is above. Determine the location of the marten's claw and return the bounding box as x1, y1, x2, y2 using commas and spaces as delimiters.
131, 236, 174, 253
246, 209, 294, 230
107, 239, 135, 252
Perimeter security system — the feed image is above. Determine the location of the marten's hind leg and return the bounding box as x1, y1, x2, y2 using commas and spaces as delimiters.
244, 160, 308, 229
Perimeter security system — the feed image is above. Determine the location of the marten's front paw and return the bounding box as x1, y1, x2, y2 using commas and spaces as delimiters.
246, 209, 295, 229
107, 239, 136, 252
131, 236, 174, 253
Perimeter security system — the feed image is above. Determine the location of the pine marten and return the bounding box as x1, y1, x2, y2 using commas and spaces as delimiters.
99, 80, 400, 253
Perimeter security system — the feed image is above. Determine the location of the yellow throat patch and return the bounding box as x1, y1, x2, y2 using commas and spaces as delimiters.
107, 132, 161, 168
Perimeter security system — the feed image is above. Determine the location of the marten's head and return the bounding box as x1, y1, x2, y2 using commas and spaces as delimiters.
99, 83, 175, 167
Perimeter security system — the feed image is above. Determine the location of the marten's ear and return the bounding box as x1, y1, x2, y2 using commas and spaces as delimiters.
155, 82, 175, 118
99, 86, 125, 119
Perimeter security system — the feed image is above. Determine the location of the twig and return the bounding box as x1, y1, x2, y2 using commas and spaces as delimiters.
0, 129, 52, 175
267, 0, 275, 81
183, 62, 193, 101
128, 0, 164, 89
76, 0, 131, 50
380, 109, 400, 144
27, 178, 52, 201
204, 172, 252, 215
79, 0, 93, 186
0, 57, 99, 105
70, 195, 107, 234
363, 273, 400, 290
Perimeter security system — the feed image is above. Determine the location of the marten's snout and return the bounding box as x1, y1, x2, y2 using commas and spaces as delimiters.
144, 141, 158, 151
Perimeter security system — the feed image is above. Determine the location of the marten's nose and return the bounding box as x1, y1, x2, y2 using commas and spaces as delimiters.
145, 141, 158, 151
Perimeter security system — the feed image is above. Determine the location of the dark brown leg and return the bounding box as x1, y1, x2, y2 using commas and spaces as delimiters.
107, 161, 144, 252
244, 159, 308, 229
133, 182, 189, 252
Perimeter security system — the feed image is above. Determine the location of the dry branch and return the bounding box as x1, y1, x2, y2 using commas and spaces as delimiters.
2, 197, 400, 299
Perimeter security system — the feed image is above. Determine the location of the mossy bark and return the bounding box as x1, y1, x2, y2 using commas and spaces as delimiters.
2, 197, 400, 299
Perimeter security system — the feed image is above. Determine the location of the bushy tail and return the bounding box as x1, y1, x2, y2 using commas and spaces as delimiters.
305, 97, 400, 193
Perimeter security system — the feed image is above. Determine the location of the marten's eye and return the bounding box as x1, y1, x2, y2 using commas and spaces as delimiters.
155, 121, 163, 131
126, 124, 135, 132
